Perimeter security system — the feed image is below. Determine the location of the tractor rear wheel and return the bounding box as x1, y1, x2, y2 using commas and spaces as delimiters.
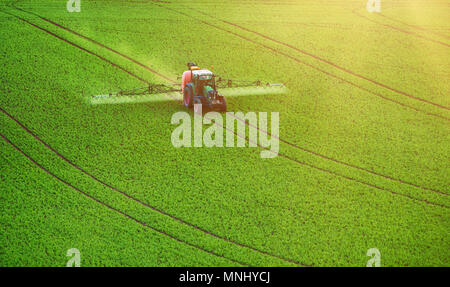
183, 86, 193, 108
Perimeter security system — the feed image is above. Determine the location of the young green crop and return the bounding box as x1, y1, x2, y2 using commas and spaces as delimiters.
0, 0, 448, 266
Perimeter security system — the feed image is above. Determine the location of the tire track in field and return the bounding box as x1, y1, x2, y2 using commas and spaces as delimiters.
11, 5, 448, 196
11, 1, 449, 195
3, 5, 448, 266
0, 110, 311, 267
0, 134, 246, 267
9, 2, 450, 209
5, 0, 448, 233
6, 7, 449, 200
376, 13, 450, 41
12, 1, 450, 118
352, 8, 450, 48
1, 11, 309, 267
189, 7, 450, 110
9, 2, 176, 84
151, 3, 450, 116
1, 10, 149, 85
200, 112, 449, 210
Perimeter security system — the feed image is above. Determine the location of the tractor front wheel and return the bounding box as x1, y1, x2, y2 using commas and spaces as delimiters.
183, 86, 193, 108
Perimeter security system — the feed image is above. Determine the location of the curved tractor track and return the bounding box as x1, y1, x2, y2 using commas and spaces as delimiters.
0, 107, 310, 267
352, 7, 450, 48
376, 12, 450, 41
187, 6, 450, 110
11, 4, 448, 196
0, 134, 247, 267
0, 2, 448, 266
149, 3, 450, 120
2, 7, 448, 205
11, 1, 450, 120
1, 3, 448, 265
0, 11, 312, 267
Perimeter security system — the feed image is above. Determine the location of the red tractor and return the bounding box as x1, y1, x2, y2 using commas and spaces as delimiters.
181, 62, 227, 113
92, 62, 285, 110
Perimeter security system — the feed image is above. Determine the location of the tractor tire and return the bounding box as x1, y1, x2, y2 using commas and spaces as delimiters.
183, 86, 193, 108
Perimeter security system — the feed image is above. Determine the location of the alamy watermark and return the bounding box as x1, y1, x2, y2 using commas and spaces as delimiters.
66, 248, 81, 267
67, 0, 81, 13
366, 0, 381, 13
171, 105, 279, 158
366, 248, 381, 267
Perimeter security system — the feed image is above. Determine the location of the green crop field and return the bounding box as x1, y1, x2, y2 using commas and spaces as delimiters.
0, 0, 449, 267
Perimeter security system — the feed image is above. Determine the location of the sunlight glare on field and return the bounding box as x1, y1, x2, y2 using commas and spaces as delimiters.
89, 92, 180, 105
220, 85, 288, 97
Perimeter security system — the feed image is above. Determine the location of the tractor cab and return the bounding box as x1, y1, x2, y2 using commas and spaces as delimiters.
192, 69, 214, 82
192, 69, 216, 98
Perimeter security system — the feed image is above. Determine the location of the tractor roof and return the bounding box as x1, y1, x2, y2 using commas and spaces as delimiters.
192, 69, 213, 80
